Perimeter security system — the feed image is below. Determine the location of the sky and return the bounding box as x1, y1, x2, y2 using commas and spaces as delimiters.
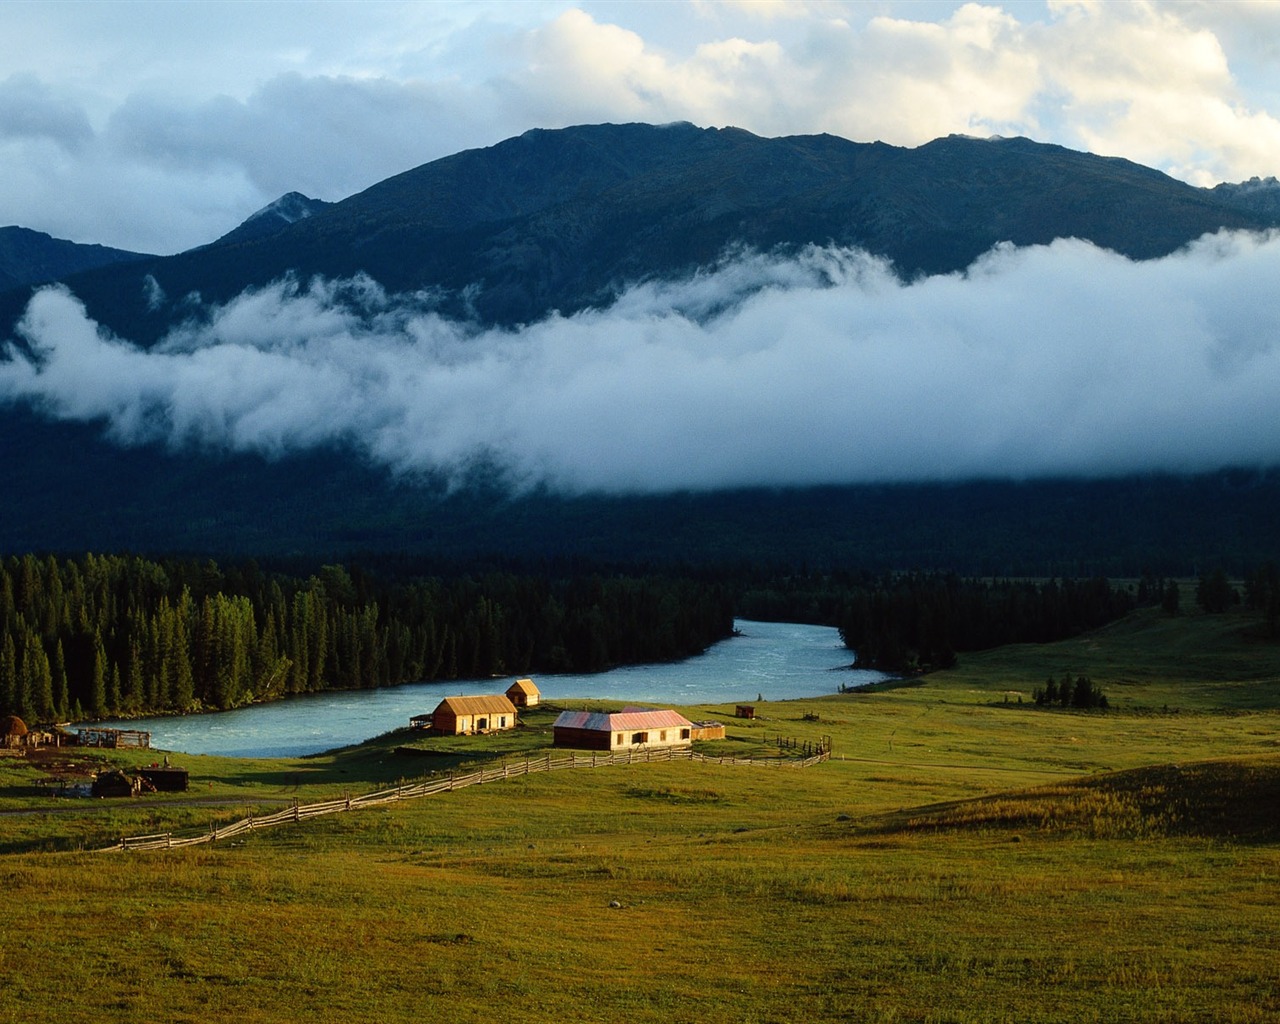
3, 0, 1280, 493
3, 0, 1280, 254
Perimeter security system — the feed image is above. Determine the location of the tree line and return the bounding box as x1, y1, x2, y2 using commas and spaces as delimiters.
0, 554, 733, 724
834, 573, 1145, 674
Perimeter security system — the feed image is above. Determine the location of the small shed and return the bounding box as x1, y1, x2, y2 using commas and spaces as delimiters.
92, 769, 141, 798
431, 695, 517, 736
139, 766, 190, 792
735, 705, 756, 719
506, 678, 541, 708
553, 708, 693, 751
690, 720, 726, 741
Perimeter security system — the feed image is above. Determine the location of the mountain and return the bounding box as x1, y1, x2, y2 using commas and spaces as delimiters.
3, 123, 1276, 344
0, 226, 151, 294
1208, 176, 1280, 219
202, 191, 333, 248
3, 123, 1280, 570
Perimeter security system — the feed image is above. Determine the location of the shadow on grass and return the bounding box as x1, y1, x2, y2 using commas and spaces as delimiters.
841, 678, 926, 694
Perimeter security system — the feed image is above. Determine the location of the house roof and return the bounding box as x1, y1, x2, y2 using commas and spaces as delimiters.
507, 678, 540, 695
553, 709, 693, 732
434, 695, 517, 716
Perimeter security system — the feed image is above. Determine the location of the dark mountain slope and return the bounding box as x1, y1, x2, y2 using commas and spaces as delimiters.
0, 226, 151, 293
1, 399, 1276, 574
4, 123, 1273, 344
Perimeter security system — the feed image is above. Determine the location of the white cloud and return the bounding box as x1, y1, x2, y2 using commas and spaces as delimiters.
5, 233, 1280, 492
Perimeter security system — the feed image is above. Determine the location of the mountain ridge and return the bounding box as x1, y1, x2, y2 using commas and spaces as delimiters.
3, 122, 1275, 344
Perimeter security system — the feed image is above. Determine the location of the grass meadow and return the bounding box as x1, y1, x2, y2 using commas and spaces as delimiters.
1, 605, 1278, 1023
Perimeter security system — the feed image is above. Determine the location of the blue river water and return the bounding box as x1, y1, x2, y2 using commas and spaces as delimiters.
90, 620, 882, 758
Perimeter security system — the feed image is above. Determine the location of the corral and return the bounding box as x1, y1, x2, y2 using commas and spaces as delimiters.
76, 727, 151, 749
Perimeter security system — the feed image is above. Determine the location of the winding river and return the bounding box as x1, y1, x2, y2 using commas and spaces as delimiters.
91, 620, 883, 758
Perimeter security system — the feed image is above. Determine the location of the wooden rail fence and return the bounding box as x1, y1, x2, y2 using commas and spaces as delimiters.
101, 746, 830, 853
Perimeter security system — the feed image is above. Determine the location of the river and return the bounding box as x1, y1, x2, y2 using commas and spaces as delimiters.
90, 620, 883, 758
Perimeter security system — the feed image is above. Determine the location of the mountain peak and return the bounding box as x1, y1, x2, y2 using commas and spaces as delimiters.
204, 192, 332, 249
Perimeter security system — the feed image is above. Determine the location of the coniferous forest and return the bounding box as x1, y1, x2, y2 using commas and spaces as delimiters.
4, 549, 1275, 726
0, 554, 734, 723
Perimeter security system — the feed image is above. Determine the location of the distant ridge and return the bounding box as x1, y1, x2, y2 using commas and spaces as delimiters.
4, 122, 1276, 343
0, 225, 151, 294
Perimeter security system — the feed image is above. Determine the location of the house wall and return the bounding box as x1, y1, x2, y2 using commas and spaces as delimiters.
553, 727, 613, 750
554, 725, 692, 751
436, 710, 515, 735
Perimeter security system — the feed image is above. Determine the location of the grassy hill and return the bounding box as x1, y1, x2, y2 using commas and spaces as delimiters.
1, 606, 1278, 1022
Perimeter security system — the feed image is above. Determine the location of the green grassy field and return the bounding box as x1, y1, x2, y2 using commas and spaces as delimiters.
2, 605, 1278, 1023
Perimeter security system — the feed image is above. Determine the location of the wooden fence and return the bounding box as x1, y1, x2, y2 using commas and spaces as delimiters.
102, 746, 829, 853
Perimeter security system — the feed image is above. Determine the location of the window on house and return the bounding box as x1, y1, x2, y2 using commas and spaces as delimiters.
660, 730, 667, 741
477, 717, 488, 730
631, 732, 648, 745
616, 734, 623, 745
680, 728, 690, 740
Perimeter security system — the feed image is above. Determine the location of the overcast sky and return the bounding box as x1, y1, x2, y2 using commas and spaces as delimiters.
4, 0, 1280, 254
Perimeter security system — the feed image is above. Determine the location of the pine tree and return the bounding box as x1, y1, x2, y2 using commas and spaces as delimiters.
51, 640, 69, 721
90, 639, 108, 718
0, 631, 16, 716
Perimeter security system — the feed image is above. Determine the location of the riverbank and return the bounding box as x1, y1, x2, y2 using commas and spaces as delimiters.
84, 620, 882, 758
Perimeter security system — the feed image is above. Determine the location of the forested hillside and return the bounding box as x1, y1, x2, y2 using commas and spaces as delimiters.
0, 554, 733, 724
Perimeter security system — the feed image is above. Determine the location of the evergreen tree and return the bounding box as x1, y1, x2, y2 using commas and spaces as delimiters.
51, 640, 69, 721
90, 639, 108, 718
0, 631, 16, 716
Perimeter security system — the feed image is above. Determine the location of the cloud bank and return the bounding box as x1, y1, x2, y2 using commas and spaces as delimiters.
3, 231, 1280, 493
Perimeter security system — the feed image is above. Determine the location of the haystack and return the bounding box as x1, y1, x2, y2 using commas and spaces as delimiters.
1, 715, 29, 748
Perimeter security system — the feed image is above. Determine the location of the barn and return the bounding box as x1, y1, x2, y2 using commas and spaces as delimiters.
431, 695, 518, 736
505, 678, 541, 708
553, 708, 694, 751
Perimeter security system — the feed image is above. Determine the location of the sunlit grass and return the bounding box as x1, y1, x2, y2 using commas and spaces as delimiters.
2, 606, 1280, 1021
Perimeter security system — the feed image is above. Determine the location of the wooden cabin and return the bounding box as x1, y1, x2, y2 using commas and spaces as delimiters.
505, 678, 541, 708
431, 695, 517, 736
553, 708, 693, 751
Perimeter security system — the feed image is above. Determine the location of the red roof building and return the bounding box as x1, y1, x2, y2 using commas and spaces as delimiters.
552, 708, 694, 751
